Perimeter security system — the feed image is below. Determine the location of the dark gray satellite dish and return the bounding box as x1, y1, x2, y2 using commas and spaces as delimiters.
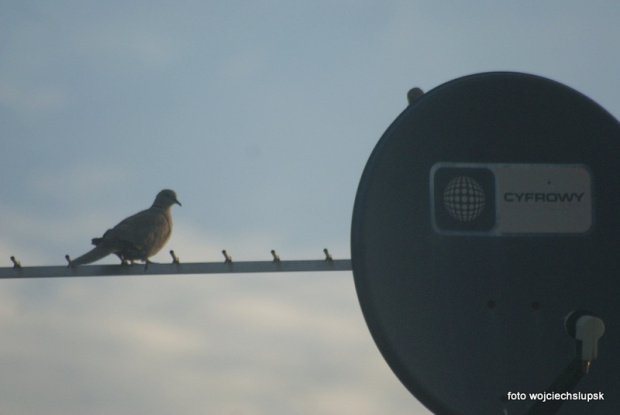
351, 72, 619, 414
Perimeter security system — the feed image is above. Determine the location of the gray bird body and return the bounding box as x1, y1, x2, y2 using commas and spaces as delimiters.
71, 189, 181, 266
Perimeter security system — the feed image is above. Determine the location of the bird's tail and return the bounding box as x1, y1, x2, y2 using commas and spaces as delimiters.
70, 245, 112, 266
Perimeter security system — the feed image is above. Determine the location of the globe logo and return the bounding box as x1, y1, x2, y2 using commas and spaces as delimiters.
443, 176, 486, 222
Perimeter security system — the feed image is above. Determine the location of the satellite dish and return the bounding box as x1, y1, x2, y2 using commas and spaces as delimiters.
351, 72, 619, 414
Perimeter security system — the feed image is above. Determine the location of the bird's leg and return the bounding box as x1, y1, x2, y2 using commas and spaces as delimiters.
114, 252, 127, 266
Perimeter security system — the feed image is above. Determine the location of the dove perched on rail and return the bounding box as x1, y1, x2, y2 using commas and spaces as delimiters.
69, 189, 181, 266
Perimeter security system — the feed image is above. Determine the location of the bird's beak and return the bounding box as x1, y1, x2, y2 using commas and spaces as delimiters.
175, 199, 182, 207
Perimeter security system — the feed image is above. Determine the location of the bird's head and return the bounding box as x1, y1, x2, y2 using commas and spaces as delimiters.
153, 189, 182, 208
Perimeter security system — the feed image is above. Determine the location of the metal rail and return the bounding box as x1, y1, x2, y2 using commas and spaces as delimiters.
1, 250, 352, 279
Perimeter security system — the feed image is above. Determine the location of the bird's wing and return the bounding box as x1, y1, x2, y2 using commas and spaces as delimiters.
103, 208, 172, 256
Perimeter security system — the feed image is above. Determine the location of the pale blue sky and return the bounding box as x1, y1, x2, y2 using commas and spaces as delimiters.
1, 1, 619, 414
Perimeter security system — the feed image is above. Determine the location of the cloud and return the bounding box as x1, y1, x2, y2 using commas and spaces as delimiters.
82, 24, 185, 72
0, 79, 68, 115
0, 267, 420, 414
217, 46, 272, 86
0, 195, 417, 413
0, 195, 413, 412
30, 161, 130, 203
